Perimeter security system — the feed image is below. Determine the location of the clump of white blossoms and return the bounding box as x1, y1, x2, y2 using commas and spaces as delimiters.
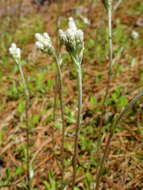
35, 32, 55, 55
131, 30, 139, 39
59, 17, 84, 64
9, 43, 21, 61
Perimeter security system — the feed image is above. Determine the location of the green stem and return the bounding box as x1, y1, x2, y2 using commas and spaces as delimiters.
71, 65, 82, 189
96, 0, 113, 190
103, 0, 113, 106
17, 62, 31, 189
54, 55, 65, 184
96, 1, 112, 189
52, 75, 58, 147
18, 64, 29, 98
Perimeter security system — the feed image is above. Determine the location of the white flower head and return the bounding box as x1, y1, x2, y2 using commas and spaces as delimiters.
59, 17, 84, 56
35, 32, 54, 54
9, 43, 21, 61
131, 30, 139, 39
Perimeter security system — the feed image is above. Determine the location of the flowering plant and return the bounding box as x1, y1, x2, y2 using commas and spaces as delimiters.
9, 43, 31, 188
59, 17, 84, 67
59, 17, 84, 189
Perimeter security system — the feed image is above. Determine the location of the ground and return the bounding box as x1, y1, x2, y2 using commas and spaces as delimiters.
0, 0, 143, 189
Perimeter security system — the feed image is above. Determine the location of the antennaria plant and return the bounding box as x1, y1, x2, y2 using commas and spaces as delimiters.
59, 17, 84, 189
35, 32, 65, 183
9, 43, 31, 189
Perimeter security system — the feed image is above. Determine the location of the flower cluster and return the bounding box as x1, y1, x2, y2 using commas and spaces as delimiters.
59, 17, 84, 57
131, 30, 139, 39
35, 33, 54, 54
9, 43, 21, 61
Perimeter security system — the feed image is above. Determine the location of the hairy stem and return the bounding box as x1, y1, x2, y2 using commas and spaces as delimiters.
103, 0, 113, 108
18, 63, 31, 189
96, 0, 113, 190
71, 66, 82, 189
95, 1, 113, 189
54, 55, 65, 184
52, 75, 58, 148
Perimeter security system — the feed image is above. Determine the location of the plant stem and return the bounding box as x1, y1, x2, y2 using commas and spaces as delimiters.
18, 63, 31, 189
95, 88, 143, 190
96, 0, 113, 136
103, 0, 113, 106
52, 75, 58, 148
95, 1, 112, 189
54, 55, 65, 184
71, 65, 82, 189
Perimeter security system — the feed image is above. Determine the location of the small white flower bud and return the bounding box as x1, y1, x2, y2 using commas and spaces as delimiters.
131, 30, 139, 39
35, 41, 44, 50
35, 33, 43, 42
43, 32, 51, 40
9, 43, 21, 60
68, 17, 77, 31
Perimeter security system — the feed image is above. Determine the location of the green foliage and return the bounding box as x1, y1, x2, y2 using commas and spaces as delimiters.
113, 19, 129, 48
108, 87, 128, 108
74, 187, 80, 190
14, 167, 24, 177
7, 81, 20, 100
80, 135, 94, 153
0, 130, 4, 145
17, 101, 26, 113
134, 2, 143, 14
90, 96, 97, 107
30, 114, 40, 127
84, 172, 93, 189
65, 107, 76, 124
43, 172, 57, 190
14, 16, 44, 45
